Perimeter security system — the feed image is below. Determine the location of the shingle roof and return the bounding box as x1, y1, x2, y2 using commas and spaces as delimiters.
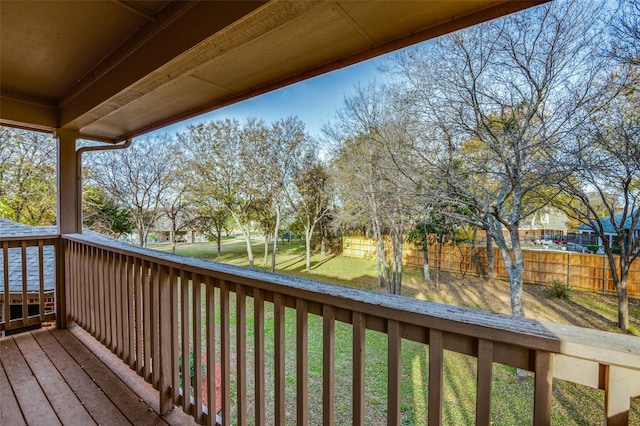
0, 219, 57, 293
577, 210, 639, 234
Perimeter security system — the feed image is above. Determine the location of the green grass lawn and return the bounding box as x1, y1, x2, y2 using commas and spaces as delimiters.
151, 238, 640, 425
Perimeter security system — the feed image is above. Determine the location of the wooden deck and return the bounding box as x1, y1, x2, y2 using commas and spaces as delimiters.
0, 326, 196, 426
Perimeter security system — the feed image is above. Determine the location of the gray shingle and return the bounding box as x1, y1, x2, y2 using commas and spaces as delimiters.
0, 219, 57, 293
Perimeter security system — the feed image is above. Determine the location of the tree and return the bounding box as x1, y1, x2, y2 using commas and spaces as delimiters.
86, 134, 180, 247
180, 119, 265, 269
327, 83, 414, 295
259, 117, 310, 272
160, 167, 197, 253
557, 77, 640, 331
290, 151, 333, 271
83, 186, 134, 238
0, 127, 56, 225
192, 198, 229, 257
386, 0, 608, 316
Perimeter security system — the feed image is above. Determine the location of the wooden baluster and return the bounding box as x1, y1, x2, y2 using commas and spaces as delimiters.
604, 365, 631, 426
534, 350, 553, 425
236, 284, 247, 426
3, 241, 10, 330
387, 320, 401, 426
108, 251, 117, 351
90, 247, 96, 338
206, 277, 218, 426
121, 255, 130, 363
159, 264, 173, 414
254, 288, 265, 426
152, 262, 160, 389
274, 292, 285, 425
21, 241, 28, 327
115, 253, 123, 358
38, 240, 45, 323
170, 268, 180, 403
428, 329, 444, 426
193, 274, 203, 423
143, 259, 152, 383
296, 298, 309, 426
180, 270, 191, 413
134, 257, 143, 375
476, 339, 493, 425
220, 280, 231, 425
85, 243, 93, 333
352, 311, 365, 425
322, 305, 335, 426
99, 249, 107, 344
126, 256, 135, 369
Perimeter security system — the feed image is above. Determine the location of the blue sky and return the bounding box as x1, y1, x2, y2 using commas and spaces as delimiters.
160, 55, 388, 139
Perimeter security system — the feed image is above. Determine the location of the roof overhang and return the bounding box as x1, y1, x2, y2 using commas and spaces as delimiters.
1, 0, 547, 142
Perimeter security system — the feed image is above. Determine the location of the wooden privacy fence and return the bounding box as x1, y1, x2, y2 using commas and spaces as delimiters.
343, 237, 640, 297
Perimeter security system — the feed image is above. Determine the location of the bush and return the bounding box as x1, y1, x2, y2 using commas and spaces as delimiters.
586, 244, 600, 253
545, 280, 571, 300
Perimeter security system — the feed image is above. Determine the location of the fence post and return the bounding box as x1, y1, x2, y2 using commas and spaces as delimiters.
538, 251, 542, 286
603, 256, 607, 295
567, 252, 571, 288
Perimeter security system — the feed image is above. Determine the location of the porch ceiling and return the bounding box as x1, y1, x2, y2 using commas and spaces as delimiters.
0, 0, 545, 143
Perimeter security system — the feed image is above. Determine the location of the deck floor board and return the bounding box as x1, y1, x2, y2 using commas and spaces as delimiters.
14, 331, 96, 426
0, 327, 195, 426
0, 350, 26, 426
0, 336, 60, 425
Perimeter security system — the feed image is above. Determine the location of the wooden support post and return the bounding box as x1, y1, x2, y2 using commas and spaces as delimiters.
604, 366, 630, 426
534, 351, 553, 425
428, 329, 444, 426
55, 129, 80, 235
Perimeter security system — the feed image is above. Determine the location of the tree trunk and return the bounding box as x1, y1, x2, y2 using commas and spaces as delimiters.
246, 232, 254, 269
216, 230, 222, 257
304, 224, 316, 271
508, 228, 525, 317
485, 233, 495, 282
617, 272, 629, 331
138, 228, 145, 248
263, 236, 269, 267
422, 250, 430, 281
436, 242, 442, 290
271, 209, 281, 272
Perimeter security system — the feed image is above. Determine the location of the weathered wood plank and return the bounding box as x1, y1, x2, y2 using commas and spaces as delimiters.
35, 329, 131, 426
69, 326, 198, 426
236, 284, 247, 426
322, 304, 336, 426
51, 328, 168, 426
253, 287, 265, 426
0, 352, 26, 426
13, 331, 96, 425
352, 311, 365, 425
429, 329, 444, 426
388, 320, 401, 426
274, 292, 285, 425
476, 339, 493, 426
1, 335, 60, 425
296, 298, 309, 426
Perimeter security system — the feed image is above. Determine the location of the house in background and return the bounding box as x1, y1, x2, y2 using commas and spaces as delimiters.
519, 207, 569, 242
577, 210, 640, 249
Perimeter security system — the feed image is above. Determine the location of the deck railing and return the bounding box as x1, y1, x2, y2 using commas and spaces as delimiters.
57, 234, 640, 425
0, 235, 61, 334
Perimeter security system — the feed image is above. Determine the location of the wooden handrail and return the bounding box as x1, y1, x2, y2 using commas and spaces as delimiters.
61, 233, 640, 426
